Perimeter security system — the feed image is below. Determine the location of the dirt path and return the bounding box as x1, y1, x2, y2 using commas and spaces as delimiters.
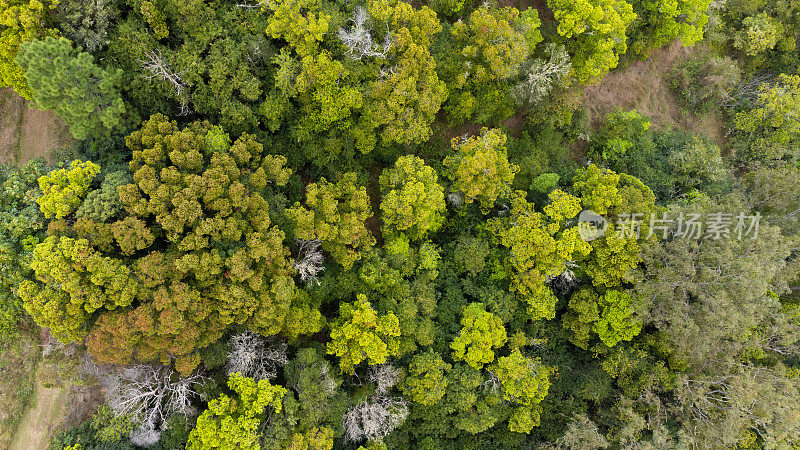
0, 88, 25, 163
9, 370, 69, 450
582, 41, 728, 147
0, 88, 73, 164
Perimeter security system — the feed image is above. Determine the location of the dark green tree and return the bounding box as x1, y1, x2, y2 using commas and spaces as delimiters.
16, 36, 128, 139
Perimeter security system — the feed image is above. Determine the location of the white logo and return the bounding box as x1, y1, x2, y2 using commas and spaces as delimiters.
577, 210, 607, 241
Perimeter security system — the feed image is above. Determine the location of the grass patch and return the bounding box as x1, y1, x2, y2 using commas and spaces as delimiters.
0, 323, 41, 449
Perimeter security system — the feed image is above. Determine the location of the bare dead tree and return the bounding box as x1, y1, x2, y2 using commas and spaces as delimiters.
226, 330, 288, 381
369, 364, 401, 395
482, 369, 502, 395
294, 239, 325, 286
343, 394, 409, 443
548, 261, 580, 296
338, 6, 392, 60
103, 364, 204, 444
721, 73, 776, 110
139, 49, 191, 116
446, 191, 465, 209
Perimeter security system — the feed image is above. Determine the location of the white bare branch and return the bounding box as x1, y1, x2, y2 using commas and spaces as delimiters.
343, 394, 409, 443
512, 43, 572, 107
338, 7, 392, 60
236, 0, 270, 8
226, 330, 288, 381
139, 49, 191, 115
294, 239, 325, 286
103, 364, 204, 442
369, 364, 401, 395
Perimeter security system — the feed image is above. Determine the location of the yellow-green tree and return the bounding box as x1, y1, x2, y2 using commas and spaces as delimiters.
285, 427, 335, 450
18, 236, 138, 342
488, 190, 591, 320
188, 373, 287, 450
490, 349, 553, 433
21, 115, 320, 375
450, 302, 507, 369
380, 155, 446, 241
572, 164, 656, 289
734, 12, 784, 56
548, 0, 636, 85
286, 173, 375, 269
265, 0, 330, 57
367, 0, 447, 145
562, 287, 642, 349
0, 0, 59, 98
36, 160, 101, 219
444, 128, 518, 212
327, 294, 401, 374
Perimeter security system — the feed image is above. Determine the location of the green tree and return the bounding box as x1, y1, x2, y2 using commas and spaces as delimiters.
367, 0, 447, 145
490, 349, 553, 433
327, 294, 401, 373
0, 159, 49, 344
444, 128, 519, 212
36, 159, 101, 219
442, 5, 541, 123
380, 155, 446, 241
734, 12, 784, 56
743, 161, 800, 235
548, 0, 636, 85
562, 287, 642, 349
629, 0, 710, 56
56, 0, 118, 52
668, 137, 729, 193
594, 110, 652, 161
283, 347, 345, 436
636, 197, 795, 373
0, 0, 58, 98
76, 170, 132, 223
734, 74, 800, 161
188, 373, 287, 450
16, 36, 128, 139
107, 2, 272, 135
450, 302, 507, 369
286, 173, 375, 269
401, 350, 451, 405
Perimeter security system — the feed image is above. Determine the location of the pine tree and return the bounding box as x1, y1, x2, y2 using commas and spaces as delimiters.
16, 37, 128, 139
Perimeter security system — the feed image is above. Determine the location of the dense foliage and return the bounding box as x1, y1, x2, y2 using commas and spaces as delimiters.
0, 0, 798, 448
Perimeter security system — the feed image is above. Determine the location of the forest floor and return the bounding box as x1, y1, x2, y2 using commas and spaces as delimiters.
582, 41, 729, 147
6, 332, 101, 450
0, 327, 40, 450
9, 367, 70, 450
0, 88, 73, 164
